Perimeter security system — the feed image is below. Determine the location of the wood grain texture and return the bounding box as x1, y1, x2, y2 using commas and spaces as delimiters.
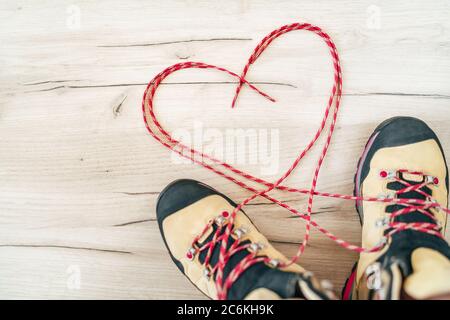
0, 0, 449, 299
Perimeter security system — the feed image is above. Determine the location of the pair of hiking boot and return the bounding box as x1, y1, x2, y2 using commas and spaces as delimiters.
156, 117, 450, 300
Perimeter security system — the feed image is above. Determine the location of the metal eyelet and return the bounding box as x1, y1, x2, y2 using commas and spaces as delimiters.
387, 192, 396, 199
375, 217, 390, 228
186, 247, 196, 260
320, 280, 334, 291
425, 175, 439, 186
233, 227, 247, 239
215, 216, 226, 226
379, 170, 396, 179
267, 259, 279, 268
365, 262, 383, 290
376, 236, 388, 247
249, 242, 264, 253
378, 192, 396, 200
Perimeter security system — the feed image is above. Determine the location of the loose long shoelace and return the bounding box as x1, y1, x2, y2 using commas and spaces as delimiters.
142, 23, 450, 299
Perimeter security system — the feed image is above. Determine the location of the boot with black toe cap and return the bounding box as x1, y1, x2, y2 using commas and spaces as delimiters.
157, 179, 335, 300
343, 117, 450, 300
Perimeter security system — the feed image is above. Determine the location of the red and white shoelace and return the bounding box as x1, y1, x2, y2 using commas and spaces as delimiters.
376, 169, 445, 240
142, 23, 449, 299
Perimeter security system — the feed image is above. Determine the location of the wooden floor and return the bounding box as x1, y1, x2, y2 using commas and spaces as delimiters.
0, 1, 449, 299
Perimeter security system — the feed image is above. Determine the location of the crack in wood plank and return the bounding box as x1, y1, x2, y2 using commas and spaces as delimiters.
113, 218, 156, 227
287, 208, 342, 217
116, 190, 300, 207
113, 95, 127, 117
115, 190, 337, 213
0, 244, 133, 255
21, 81, 449, 100
97, 37, 253, 48
117, 191, 160, 196
269, 238, 315, 247
22, 80, 82, 86
246, 198, 300, 206
24, 81, 297, 92
347, 92, 450, 99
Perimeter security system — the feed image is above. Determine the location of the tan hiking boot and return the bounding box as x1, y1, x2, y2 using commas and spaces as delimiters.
157, 179, 334, 300
343, 117, 450, 300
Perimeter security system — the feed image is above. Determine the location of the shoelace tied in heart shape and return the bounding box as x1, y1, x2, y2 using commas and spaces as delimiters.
142, 23, 449, 299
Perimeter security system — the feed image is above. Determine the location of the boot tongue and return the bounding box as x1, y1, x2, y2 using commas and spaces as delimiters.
197, 224, 301, 299
197, 223, 253, 283
197, 224, 330, 300
385, 179, 435, 225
